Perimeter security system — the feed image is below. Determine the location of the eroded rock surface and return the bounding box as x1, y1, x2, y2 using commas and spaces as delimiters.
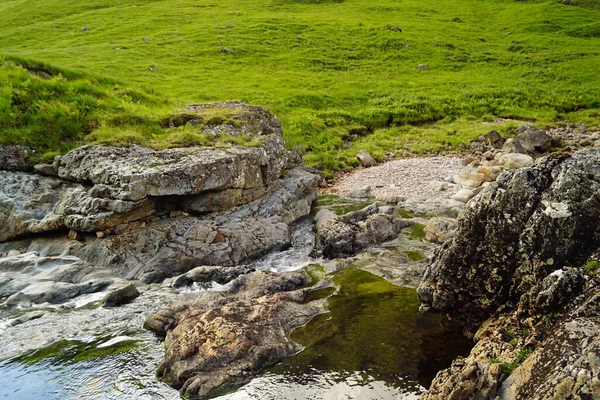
418, 149, 600, 399
312, 203, 414, 258
145, 270, 328, 399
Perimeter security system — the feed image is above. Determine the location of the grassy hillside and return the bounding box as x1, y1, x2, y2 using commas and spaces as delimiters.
0, 0, 599, 175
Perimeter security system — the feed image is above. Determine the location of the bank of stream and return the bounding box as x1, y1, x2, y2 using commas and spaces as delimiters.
0, 195, 472, 400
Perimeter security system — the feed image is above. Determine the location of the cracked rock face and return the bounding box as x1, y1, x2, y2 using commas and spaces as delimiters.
418, 149, 600, 331
418, 149, 600, 400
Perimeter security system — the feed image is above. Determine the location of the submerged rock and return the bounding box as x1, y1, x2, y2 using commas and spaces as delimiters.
418, 149, 600, 399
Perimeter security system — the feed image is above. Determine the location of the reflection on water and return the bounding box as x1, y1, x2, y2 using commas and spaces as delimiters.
0, 333, 181, 400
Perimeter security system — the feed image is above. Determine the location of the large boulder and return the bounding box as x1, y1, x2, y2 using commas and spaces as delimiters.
515, 125, 551, 152
419, 149, 600, 330
418, 149, 600, 399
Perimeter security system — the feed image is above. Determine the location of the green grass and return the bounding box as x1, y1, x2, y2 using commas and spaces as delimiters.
0, 0, 599, 174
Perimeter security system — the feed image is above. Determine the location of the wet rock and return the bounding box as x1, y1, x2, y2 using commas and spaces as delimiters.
147, 270, 326, 399
423, 217, 458, 244
356, 150, 377, 167
102, 283, 140, 307
171, 265, 252, 288
313, 204, 413, 258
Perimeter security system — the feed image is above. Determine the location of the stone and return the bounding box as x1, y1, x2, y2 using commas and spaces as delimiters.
0, 145, 33, 171
416, 64, 429, 70
81, 26, 88, 31
102, 283, 140, 307
146, 270, 326, 399
501, 138, 527, 154
499, 153, 534, 170
7, 250, 21, 257
454, 169, 490, 188
33, 163, 57, 176
346, 185, 371, 199
452, 188, 475, 203
515, 125, 551, 152
312, 204, 413, 258
423, 217, 458, 244
480, 130, 504, 149
420, 149, 600, 399
357, 150, 377, 167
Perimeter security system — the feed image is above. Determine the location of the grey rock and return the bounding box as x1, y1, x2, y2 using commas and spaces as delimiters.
515, 125, 551, 152
346, 185, 371, 199
34, 163, 58, 176
416, 64, 429, 70
356, 150, 377, 167
501, 138, 527, 154
452, 188, 475, 203
102, 283, 140, 307
0, 145, 33, 171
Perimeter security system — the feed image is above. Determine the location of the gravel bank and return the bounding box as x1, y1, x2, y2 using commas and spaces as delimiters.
328, 156, 463, 202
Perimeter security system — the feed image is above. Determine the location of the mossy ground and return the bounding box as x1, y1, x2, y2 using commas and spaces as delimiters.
0, 0, 599, 174
272, 268, 471, 388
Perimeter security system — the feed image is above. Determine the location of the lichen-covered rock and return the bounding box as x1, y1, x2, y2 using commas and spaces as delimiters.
515, 125, 551, 152
419, 149, 600, 400
419, 149, 600, 329
146, 270, 327, 399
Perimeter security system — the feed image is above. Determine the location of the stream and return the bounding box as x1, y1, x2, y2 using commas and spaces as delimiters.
0, 195, 471, 400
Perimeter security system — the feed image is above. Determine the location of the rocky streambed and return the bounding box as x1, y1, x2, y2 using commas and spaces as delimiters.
0, 103, 471, 400
2, 109, 599, 400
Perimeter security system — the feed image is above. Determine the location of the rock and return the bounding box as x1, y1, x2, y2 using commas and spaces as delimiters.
33, 163, 57, 176
423, 217, 458, 244
68, 230, 82, 241
499, 153, 534, 169
385, 25, 402, 32
221, 48, 234, 54
480, 130, 504, 149
146, 270, 326, 399
312, 204, 413, 258
452, 188, 475, 203
79, 167, 319, 283
81, 25, 88, 31
515, 125, 551, 152
419, 149, 600, 328
356, 150, 377, 167
0, 145, 33, 171
375, 192, 405, 204
7, 249, 21, 257
102, 283, 140, 307
453, 169, 490, 188
416, 64, 429, 70
420, 149, 600, 399
501, 138, 527, 154
346, 185, 371, 199
171, 265, 252, 288
141, 37, 152, 41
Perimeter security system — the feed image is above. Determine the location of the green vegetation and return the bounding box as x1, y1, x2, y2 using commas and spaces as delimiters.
405, 250, 427, 261
315, 194, 375, 215
0, 0, 599, 174
584, 260, 600, 275
498, 345, 534, 374
408, 223, 426, 241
